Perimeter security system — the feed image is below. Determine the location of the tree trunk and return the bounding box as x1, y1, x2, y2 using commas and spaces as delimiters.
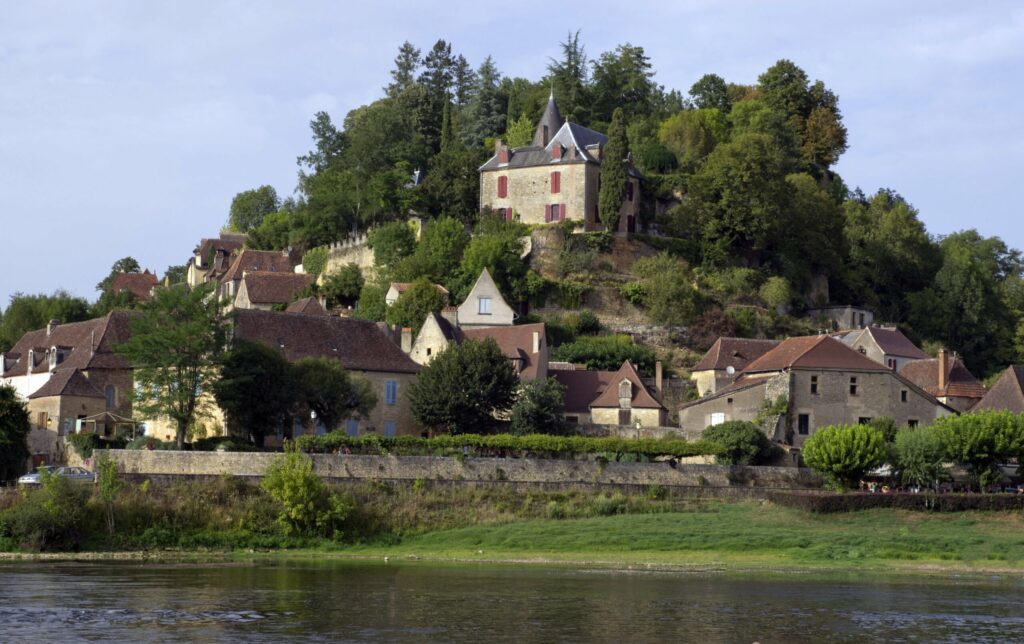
176, 420, 187, 450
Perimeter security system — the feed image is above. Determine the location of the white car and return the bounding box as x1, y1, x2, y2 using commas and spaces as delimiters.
17, 465, 95, 486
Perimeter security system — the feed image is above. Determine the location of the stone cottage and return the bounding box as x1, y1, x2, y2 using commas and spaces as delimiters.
690, 337, 779, 397
972, 365, 1024, 413
552, 360, 666, 427
186, 231, 247, 287
456, 268, 516, 328
232, 271, 313, 311
899, 348, 986, 412
840, 325, 928, 372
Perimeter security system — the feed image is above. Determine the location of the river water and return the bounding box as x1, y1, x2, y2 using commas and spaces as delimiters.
0, 560, 1021, 642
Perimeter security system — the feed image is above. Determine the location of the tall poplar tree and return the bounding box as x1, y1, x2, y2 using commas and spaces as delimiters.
598, 108, 629, 233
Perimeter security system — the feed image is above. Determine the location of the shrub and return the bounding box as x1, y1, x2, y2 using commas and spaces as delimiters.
0, 470, 90, 550
703, 421, 777, 465
563, 310, 601, 336
0, 384, 30, 481
191, 436, 260, 452
301, 246, 328, 278
758, 276, 791, 310
802, 424, 887, 491
261, 451, 351, 538
320, 263, 364, 307
932, 411, 1024, 490
66, 433, 127, 459
892, 427, 947, 488
631, 253, 701, 325
95, 457, 121, 534
551, 335, 656, 374
510, 378, 569, 436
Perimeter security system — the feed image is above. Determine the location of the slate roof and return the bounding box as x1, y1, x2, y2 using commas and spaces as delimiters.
28, 369, 105, 399
1, 312, 134, 378
590, 360, 665, 410
532, 93, 565, 146
973, 366, 1024, 412
285, 297, 327, 316
232, 309, 420, 374
852, 326, 928, 359
900, 357, 987, 400
241, 272, 313, 305
693, 337, 779, 372
742, 335, 888, 374
110, 271, 158, 300
221, 249, 293, 283
462, 323, 545, 380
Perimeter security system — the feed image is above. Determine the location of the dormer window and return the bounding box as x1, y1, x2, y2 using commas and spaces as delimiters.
551, 144, 562, 160
478, 297, 492, 315
48, 348, 57, 371
618, 379, 632, 400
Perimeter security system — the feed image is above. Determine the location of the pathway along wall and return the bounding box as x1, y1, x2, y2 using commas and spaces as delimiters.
105, 451, 821, 489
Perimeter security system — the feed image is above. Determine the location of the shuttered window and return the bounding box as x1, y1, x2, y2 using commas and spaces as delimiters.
385, 380, 397, 406
550, 171, 560, 194
497, 176, 507, 198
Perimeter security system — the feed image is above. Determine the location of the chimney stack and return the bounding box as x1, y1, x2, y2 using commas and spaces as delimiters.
47, 319, 60, 336
938, 348, 949, 392
532, 331, 540, 354
655, 361, 663, 399
441, 306, 459, 327
401, 327, 413, 354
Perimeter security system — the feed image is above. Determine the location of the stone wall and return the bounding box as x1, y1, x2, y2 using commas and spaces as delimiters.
105, 450, 821, 489
323, 234, 375, 279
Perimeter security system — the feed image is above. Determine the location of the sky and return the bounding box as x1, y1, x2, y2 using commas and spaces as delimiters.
1, 1, 1022, 306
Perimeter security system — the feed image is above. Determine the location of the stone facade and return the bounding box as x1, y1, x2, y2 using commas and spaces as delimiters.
590, 406, 662, 428
457, 268, 516, 328
323, 233, 375, 281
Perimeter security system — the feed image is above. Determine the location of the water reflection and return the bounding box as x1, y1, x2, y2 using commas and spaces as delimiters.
0, 560, 1021, 642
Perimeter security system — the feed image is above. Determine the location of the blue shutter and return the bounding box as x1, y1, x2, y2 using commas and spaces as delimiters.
384, 421, 396, 437
345, 419, 359, 437
386, 380, 397, 405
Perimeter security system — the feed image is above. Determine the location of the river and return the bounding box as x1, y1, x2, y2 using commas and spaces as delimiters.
0, 560, 1021, 642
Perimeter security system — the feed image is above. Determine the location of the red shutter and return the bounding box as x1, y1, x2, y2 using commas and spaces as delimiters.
544, 205, 551, 223
552, 145, 561, 160
561, 203, 566, 222
497, 176, 507, 198
550, 171, 560, 194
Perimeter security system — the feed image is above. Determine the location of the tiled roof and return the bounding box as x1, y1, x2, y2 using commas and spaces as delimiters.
195, 233, 247, 260
742, 335, 887, 374
590, 361, 664, 410
973, 366, 1024, 412
28, 369, 104, 399
242, 272, 313, 305
222, 249, 293, 283
679, 374, 773, 408
551, 369, 613, 413
286, 297, 327, 316
1, 312, 134, 378
232, 309, 420, 374
110, 271, 158, 300
692, 337, 779, 372
462, 323, 545, 380
858, 326, 928, 359
900, 357, 987, 400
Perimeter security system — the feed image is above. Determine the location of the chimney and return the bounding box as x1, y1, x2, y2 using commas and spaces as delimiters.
401, 327, 413, 354
441, 306, 459, 327
532, 331, 540, 354
47, 319, 60, 336
655, 361, 663, 399
938, 348, 948, 392
497, 140, 508, 163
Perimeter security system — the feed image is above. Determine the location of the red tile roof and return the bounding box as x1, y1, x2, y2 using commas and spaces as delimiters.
285, 297, 327, 315
742, 335, 888, 374
222, 249, 293, 283
900, 358, 987, 400
590, 361, 664, 410
462, 323, 545, 380
110, 271, 158, 300
692, 337, 779, 372
973, 366, 1024, 412
551, 369, 614, 413
1, 312, 134, 378
859, 326, 928, 359
241, 272, 313, 305
28, 369, 105, 399
232, 309, 419, 374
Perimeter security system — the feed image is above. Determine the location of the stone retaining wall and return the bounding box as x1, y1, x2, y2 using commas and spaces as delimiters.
105, 450, 821, 489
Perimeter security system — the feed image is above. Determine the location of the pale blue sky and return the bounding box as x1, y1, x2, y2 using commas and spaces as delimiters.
1, 1, 1022, 305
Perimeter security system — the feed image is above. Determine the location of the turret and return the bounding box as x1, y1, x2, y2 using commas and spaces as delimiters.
532, 91, 564, 147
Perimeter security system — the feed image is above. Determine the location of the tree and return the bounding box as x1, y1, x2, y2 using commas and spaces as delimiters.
455, 231, 526, 302
893, 426, 947, 489
0, 384, 30, 481
394, 216, 471, 286
463, 56, 506, 148
0, 291, 91, 352
689, 73, 731, 112
777, 173, 845, 289
658, 108, 728, 170
321, 264, 364, 308
293, 357, 376, 433
385, 278, 447, 334
229, 185, 280, 233
452, 54, 476, 106
420, 145, 486, 223
95, 256, 141, 292
213, 340, 296, 447
354, 282, 387, 322
262, 451, 351, 538
801, 424, 887, 491
547, 30, 590, 123
163, 265, 187, 285
510, 377, 569, 436
408, 338, 518, 434
504, 112, 534, 148
598, 107, 629, 233
114, 283, 225, 449
933, 411, 1024, 491
703, 421, 775, 465
758, 276, 792, 311
630, 253, 701, 325
368, 220, 417, 272
590, 43, 658, 122
385, 41, 421, 98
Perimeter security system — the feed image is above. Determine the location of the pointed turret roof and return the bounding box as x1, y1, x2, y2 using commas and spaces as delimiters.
532, 92, 564, 147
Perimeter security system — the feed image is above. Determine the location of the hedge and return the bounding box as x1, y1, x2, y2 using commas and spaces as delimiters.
767, 491, 1024, 513
293, 432, 721, 460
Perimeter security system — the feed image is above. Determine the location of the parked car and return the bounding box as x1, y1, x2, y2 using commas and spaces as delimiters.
17, 466, 95, 486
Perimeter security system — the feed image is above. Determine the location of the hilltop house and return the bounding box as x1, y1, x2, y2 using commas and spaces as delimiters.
479, 93, 641, 232
690, 337, 779, 397
109, 270, 159, 301
972, 366, 1024, 413
232, 271, 313, 311
456, 268, 516, 328
899, 349, 986, 412
218, 249, 296, 307
840, 325, 928, 371
678, 335, 953, 449
806, 305, 874, 331
186, 232, 247, 287
552, 361, 666, 427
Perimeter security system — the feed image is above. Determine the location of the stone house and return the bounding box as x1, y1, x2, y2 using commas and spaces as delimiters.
218, 249, 295, 306
479, 93, 642, 233
385, 281, 449, 307
232, 271, 313, 311
899, 348, 986, 412
840, 325, 928, 371
456, 268, 516, 328
552, 361, 665, 427
408, 310, 461, 366
678, 335, 952, 449
110, 270, 159, 301
806, 305, 874, 331
231, 309, 421, 438
690, 337, 779, 397
186, 232, 247, 287
972, 366, 1024, 413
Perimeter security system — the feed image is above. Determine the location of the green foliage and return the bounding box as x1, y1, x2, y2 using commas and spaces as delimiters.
261, 452, 351, 538
354, 282, 388, 322
631, 253, 701, 325
0, 385, 30, 481
394, 216, 470, 286
368, 220, 417, 271
229, 185, 280, 233
598, 107, 629, 232
554, 280, 589, 309
0, 290, 92, 352
385, 277, 447, 334
0, 469, 89, 550
933, 411, 1024, 490
893, 427, 947, 488
564, 310, 601, 336
115, 283, 226, 449
703, 421, 776, 465
802, 424, 887, 491
301, 246, 328, 278
408, 338, 519, 434
690, 73, 732, 112
320, 263, 364, 308
758, 276, 791, 310
66, 433, 103, 459
658, 108, 729, 169
455, 229, 526, 301
95, 457, 122, 534
504, 112, 534, 148
868, 417, 899, 444
510, 378, 569, 436
293, 358, 376, 433
213, 340, 297, 447
700, 267, 762, 304
126, 436, 176, 450
551, 335, 656, 375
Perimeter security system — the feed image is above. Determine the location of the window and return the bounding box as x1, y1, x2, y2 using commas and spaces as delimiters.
345, 419, 359, 437
888, 358, 896, 370
385, 380, 398, 406
37, 411, 48, 429
497, 176, 508, 198
550, 171, 561, 194
105, 385, 116, 409
901, 390, 908, 403
907, 419, 919, 428
810, 376, 818, 394
858, 417, 872, 425
858, 313, 866, 328
710, 412, 726, 426
797, 414, 809, 435
618, 409, 631, 425
727, 397, 733, 405
618, 379, 632, 400
384, 421, 396, 437
626, 181, 634, 202
546, 203, 562, 222
478, 297, 492, 315
849, 377, 858, 396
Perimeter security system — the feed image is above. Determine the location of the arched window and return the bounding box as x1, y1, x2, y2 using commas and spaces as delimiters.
618, 379, 632, 401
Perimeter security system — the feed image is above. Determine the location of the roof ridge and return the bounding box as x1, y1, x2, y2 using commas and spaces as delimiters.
792, 335, 830, 367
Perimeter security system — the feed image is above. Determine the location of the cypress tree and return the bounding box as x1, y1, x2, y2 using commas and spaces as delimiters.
599, 107, 629, 233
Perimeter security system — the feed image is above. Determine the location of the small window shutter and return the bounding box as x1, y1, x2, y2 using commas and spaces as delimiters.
550, 171, 560, 194
497, 176, 507, 198
560, 203, 566, 221
544, 205, 551, 223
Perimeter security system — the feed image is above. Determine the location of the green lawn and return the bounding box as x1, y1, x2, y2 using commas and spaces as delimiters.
344, 502, 1024, 572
